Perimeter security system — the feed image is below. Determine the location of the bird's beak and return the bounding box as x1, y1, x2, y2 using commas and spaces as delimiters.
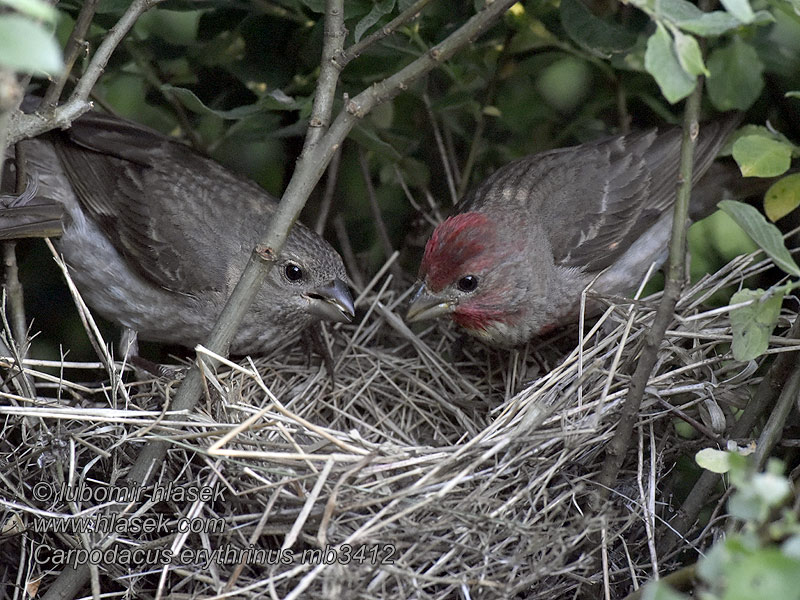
306, 278, 355, 323
406, 283, 456, 323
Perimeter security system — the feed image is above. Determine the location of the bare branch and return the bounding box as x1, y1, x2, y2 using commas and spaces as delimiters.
423, 92, 458, 205
314, 143, 343, 235
594, 80, 705, 504
359, 146, 404, 280
42, 0, 100, 108
305, 0, 347, 150
6, 0, 164, 144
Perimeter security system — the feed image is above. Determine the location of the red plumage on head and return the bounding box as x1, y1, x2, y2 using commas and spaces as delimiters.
420, 212, 495, 291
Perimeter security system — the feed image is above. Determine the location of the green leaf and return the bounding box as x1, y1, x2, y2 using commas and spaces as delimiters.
655, 0, 741, 35
729, 487, 767, 520
765, 174, 800, 222
729, 288, 783, 361
725, 550, 800, 600
752, 471, 792, 506
718, 124, 795, 157
640, 581, 689, 600
559, 0, 637, 57
696, 448, 732, 473
782, 535, 800, 560
788, 91, 800, 99
0, 14, 61, 75
697, 542, 731, 586
707, 38, 764, 111
720, 200, 800, 276
732, 135, 793, 177
719, 0, 755, 23
161, 85, 279, 119
673, 30, 709, 76
0, 0, 57, 23
644, 23, 696, 104
354, 0, 395, 43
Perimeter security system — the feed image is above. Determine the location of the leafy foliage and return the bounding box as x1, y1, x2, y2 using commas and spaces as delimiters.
646, 457, 800, 600
0, 0, 62, 74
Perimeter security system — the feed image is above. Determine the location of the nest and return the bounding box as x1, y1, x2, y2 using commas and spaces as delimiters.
1, 246, 796, 599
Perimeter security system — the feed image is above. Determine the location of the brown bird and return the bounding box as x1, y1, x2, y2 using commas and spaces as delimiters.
407, 117, 744, 347
2, 109, 354, 355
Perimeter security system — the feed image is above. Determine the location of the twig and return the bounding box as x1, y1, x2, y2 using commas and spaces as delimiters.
657, 398, 721, 442
334, 0, 436, 68
314, 143, 343, 235
358, 146, 403, 280
457, 28, 513, 199
333, 213, 365, 289
303, 1, 347, 151
2, 142, 36, 399
422, 92, 458, 205
594, 80, 705, 504
753, 364, 800, 469
42, 0, 100, 108
664, 314, 800, 549
6, 0, 164, 144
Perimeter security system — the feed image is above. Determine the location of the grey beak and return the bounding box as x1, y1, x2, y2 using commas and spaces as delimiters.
405, 283, 456, 323
307, 278, 355, 323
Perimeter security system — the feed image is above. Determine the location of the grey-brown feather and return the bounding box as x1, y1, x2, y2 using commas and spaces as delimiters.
461, 116, 741, 274
12, 111, 347, 354
413, 116, 751, 347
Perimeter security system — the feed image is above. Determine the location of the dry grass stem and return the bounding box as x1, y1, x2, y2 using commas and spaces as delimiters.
1, 244, 795, 598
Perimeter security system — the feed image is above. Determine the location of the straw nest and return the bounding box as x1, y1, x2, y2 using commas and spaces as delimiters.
1, 245, 796, 599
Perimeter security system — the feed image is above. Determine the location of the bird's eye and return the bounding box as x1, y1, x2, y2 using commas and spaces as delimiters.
457, 275, 478, 293
284, 263, 304, 282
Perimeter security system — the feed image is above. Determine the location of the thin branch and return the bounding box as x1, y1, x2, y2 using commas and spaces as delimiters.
314, 142, 343, 235
753, 363, 800, 469
304, 1, 346, 151
663, 314, 800, 550
42, 0, 100, 108
333, 213, 365, 289
6, 0, 164, 145
457, 28, 513, 199
334, 0, 436, 68
2, 143, 36, 399
358, 146, 403, 280
423, 92, 458, 205
594, 80, 705, 505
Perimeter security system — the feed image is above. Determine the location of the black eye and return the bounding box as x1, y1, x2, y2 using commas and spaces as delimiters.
284, 263, 304, 282
457, 275, 478, 293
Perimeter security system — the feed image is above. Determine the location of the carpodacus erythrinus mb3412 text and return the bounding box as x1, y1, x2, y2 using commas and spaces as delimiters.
406, 117, 746, 347
2, 109, 354, 355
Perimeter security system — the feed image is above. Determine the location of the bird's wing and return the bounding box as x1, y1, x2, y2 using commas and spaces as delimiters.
461, 117, 739, 274
52, 111, 271, 294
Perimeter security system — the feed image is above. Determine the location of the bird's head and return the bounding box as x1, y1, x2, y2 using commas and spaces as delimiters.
262, 225, 355, 328
406, 212, 528, 343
